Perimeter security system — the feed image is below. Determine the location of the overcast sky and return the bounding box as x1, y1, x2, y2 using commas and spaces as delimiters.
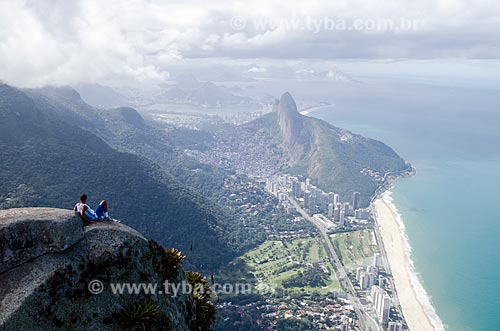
1, 0, 500, 87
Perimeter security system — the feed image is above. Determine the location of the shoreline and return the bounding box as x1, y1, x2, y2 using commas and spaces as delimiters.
299, 104, 334, 115
373, 191, 445, 331
304, 106, 444, 330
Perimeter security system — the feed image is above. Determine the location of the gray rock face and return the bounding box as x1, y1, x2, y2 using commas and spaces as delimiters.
0, 208, 213, 331
276, 92, 303, 147
0, 208, 83, 274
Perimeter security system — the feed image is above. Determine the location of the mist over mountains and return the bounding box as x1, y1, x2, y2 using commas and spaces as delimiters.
71, 64, 360, 111
158, 73, 259, 108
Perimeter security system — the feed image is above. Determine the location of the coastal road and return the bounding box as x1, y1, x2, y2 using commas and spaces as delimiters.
371, 204, 405, 323
286, 194, 380, 331
369, 167, 414, 326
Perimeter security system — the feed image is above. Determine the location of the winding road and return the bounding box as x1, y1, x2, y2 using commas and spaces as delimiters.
286, 194, 380, 331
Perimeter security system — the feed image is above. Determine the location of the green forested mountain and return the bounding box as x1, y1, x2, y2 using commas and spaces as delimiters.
239, 93, 410, 206
16, 85, 292, 263
0, 83, 231, 271
0, 83, 409, 274
182, 92, 410, 207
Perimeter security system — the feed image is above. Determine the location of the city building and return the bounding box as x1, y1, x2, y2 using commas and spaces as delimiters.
327, 192, 335, 204
304, 190, 311, 209
343, 202, 350, 216
356, 267, 364, 281
378, 275, 385, 287
388, 321, 404, 331
292, 180, 302, 198
371, 286, 391, 324
328, 203, 334, 218
334, 207, 340, 222
265, 179, 272, 193
355, 209, 370, 220
373, 253, 381, 268
308, 191, 317, 210
379, 295, 391, 324
284, 205, 296, 214
321, 192, 328, 212
353, 191, 360, 210
359, 272, 368, 289
334, 193, 340, 205
359, 271, 376, 289
366, 265, 378, 275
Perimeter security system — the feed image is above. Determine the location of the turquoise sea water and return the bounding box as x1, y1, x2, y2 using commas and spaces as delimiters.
309, 81, 500, 331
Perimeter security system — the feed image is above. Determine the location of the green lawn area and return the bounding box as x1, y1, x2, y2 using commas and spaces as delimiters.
330, 229, 379, 272
242, 237, 340, 295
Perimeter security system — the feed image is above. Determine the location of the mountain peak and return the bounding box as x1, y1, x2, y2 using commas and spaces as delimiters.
36, 86, 83, 102
279, 92, 298, 113
110, 107, 145, 127
276, 92, 303, 147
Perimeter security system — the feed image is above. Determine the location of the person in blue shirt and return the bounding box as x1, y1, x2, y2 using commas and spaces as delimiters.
95, 200, 110, 220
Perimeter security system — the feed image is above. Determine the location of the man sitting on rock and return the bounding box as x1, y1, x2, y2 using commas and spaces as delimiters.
74, 194, 99, 224
74, 194, 116, 224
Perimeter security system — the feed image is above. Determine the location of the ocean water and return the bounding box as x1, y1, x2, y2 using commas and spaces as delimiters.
307, 81, 500, 331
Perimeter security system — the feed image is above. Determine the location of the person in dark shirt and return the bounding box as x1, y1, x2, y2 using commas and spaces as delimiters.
95, 200, 110, 220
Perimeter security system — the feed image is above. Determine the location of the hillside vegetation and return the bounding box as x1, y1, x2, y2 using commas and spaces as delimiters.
0, 84, 230, 271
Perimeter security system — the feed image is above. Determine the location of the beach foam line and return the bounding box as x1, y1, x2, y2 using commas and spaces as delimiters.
382, 190, 446, 331
299, 104, 335, 116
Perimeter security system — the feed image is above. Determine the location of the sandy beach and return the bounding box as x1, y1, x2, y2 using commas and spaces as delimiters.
374, 195, 440, 331
299, 104, 334, 115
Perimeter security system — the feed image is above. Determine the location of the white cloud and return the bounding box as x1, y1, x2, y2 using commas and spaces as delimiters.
247, 66, 267, 73
1, 0, 500, 87
0, 0, 167, 87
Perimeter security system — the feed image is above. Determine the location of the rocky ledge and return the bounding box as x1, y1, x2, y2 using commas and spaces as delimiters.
0, 208, 215, 331
0, 208, 83, 274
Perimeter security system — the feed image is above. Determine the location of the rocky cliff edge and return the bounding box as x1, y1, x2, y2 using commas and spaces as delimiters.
0, 208, 215, 331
